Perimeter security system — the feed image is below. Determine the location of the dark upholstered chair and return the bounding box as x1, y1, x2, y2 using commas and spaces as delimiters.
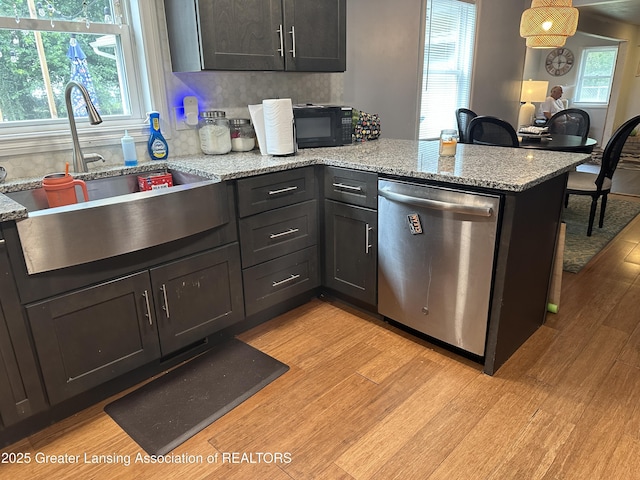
547, 108, 591, 141
566, 114, 640, 236
456, 108, 477, 144
467, 116, 519, 148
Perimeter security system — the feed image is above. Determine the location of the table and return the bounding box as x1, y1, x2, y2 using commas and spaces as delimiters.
518, 134, 597, 154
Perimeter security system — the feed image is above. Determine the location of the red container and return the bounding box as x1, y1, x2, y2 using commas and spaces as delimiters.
137, 173, 173, 191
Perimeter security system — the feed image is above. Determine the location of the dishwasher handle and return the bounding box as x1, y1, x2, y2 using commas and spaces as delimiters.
378, 188, 494, 217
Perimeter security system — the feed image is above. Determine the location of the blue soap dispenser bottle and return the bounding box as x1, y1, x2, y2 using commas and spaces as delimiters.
121, 130, 138, 167
147, 111, 169, 160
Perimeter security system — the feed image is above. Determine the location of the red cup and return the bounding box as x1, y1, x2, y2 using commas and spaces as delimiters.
42, 173, 89, 208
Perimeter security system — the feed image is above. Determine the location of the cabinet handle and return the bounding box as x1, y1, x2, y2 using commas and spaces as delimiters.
142, 290, 153, 326
365, 223, 373, 254
160, 284, 170, 319
277, 24, 284, 57
289, 25, 296, 58
268, 185, 298, 195
333, 182, 363, 192
272, 274, 300, 287
0, 239, 5, 247
269, 227, 300, 239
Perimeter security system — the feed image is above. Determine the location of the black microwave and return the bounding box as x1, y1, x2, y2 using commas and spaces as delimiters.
293, 104, 353, 148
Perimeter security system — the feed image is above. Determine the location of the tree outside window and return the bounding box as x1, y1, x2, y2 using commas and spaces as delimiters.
575, 46, 618, 104
0, 0, 133, 124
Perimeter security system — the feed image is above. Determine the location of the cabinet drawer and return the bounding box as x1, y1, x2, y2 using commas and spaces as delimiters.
243, 246, 319, 317
237, 167, 317, 217
239, 200, 318, 268
324, 166, 378, 209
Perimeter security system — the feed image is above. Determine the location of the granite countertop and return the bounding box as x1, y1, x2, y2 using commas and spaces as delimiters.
0, 138, 589, 222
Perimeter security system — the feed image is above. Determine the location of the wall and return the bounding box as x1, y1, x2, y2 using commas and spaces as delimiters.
572, 11, 640, 142
470, 0, 528, 127
343, 0, 528, 140
343, 0, 424, 140
523, 32, 619, 143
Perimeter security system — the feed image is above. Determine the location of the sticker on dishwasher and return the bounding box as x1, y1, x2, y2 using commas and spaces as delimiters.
407, 213, 423, 234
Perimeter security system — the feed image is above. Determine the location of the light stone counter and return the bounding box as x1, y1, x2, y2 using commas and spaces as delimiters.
0, 138, 588, 222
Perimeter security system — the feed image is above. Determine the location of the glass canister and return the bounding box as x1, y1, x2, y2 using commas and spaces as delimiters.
229, 118, 256, 152
198, 110, 232, 155
439, 129, 458, 156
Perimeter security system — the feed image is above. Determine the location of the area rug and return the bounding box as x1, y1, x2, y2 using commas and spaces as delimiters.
562, 196, 640, 273
104, 338, 289, 456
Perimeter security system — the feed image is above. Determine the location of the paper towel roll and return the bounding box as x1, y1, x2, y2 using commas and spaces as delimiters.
263, 98, 295, 156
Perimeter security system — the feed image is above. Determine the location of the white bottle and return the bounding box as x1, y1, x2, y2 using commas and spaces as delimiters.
121, 130, 138, 167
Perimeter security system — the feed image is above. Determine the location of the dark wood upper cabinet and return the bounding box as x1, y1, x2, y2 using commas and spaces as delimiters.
164, 0, 346, 72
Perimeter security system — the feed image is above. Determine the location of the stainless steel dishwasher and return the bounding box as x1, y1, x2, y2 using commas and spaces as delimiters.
378, 179, 500, 356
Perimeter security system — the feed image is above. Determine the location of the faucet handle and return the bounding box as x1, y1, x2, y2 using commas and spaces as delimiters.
84, 153, 105, 165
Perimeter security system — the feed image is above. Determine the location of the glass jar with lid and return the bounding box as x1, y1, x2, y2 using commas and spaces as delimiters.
198, 110, 231, 155
229, 118, 256, 152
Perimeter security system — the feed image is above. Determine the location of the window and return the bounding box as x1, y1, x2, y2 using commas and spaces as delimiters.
419, 0, 476, 140
574, 46, 618, 104
0, 1, 165, 155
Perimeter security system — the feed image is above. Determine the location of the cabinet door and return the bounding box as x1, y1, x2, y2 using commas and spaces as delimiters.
168, 0, 285, 71
150, 244, 244, 356
324, 200, 377, 306
0, 238, 46, 427
283, 0, 346, 72
26, 272, 161, 405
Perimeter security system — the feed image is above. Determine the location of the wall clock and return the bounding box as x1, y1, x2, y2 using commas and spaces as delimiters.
545, 48, 574, 76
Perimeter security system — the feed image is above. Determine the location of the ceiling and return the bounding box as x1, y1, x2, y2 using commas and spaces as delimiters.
574, 0, 640, 26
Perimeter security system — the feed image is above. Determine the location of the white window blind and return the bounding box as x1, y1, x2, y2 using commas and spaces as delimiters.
419, 0, 476, 140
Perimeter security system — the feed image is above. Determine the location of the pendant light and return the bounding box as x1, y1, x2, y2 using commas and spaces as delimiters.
520, 0, 579, 48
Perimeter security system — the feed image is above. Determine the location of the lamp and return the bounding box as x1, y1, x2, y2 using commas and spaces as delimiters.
520, 0, 579, 48
518, 80, 548, 127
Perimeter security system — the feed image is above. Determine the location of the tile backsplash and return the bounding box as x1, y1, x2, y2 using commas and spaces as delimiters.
1, 70, 343, 181
166, 70, 344, 157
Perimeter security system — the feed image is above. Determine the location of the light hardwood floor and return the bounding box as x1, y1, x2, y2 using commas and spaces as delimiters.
2, 195, 640, 479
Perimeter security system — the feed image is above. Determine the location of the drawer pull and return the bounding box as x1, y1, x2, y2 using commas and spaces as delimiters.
272, 274, 301, 287
269, 186, 298, 195
276, 24, 284, 57
160, 284, 170, 319
333, 182, 362, 192
270, 228, 300, 239
142, 290, 153, 326
289, 25, 296, 58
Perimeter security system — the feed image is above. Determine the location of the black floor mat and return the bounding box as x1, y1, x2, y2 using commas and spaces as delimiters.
104, 338, 288, 455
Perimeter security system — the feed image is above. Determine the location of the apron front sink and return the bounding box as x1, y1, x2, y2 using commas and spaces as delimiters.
8, 170, 228, 274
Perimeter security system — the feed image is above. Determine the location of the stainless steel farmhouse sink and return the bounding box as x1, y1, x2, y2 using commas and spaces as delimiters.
7, 169, 228, 274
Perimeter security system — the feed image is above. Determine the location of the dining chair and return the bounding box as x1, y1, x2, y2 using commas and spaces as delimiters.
456, 108, 477, 144
566, 114, 640, 236
546, 108, 591, 141
467, 116, 519, 148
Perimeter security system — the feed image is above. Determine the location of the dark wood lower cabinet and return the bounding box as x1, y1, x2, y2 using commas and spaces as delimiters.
151, 244, 244, 356
323, 199, 377, 306
26, 271, 161, 406
0, 239, 46, 428
25, 244, 244, 406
